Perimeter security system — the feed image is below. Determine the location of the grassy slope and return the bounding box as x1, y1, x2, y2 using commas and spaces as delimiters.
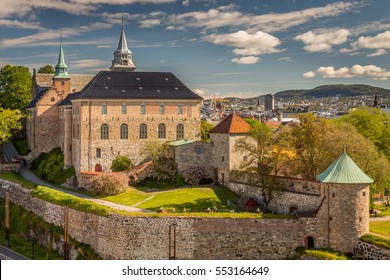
102, 187, 151, 206
369, 220, 390, 237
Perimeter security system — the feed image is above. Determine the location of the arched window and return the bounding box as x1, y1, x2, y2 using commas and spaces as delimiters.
139, 124, 147, 139
101, 124, 109, 139
120, 124, 128, 139
158, 124, 166, 139
176, 124, 184, 139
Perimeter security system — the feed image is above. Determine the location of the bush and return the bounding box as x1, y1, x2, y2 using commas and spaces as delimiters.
111, 155, 134, 172
31, 148, 75, 185
88, 173, 128, 196
181, 166, 205, 185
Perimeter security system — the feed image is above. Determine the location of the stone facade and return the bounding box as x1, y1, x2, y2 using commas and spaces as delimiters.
354, 240, 390, 260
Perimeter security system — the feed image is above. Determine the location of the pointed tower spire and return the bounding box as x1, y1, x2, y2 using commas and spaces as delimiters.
110, 15, 136, 72
54, 30, 70, 79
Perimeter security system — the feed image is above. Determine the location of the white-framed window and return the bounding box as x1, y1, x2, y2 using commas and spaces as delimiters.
176, 124, 184, 139
120, 124, 128, 139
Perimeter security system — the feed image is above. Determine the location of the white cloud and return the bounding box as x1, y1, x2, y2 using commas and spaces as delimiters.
303, 71, 316, 78
231, 56, 260, 65
278, 56, 294, 62
166, 1, 360, 32
305, 64, 390, 80
204, 30, 282, 57
0, 22, 112, 48
193, 88, 206, 96
0, 19, 42, 29
0, 0, 175, 18
367, 49, 388, 57
182, 0, 190, 6
139, 19, 161, 28
294, 29, 350, 52
70, 59, 107, 69
352, 30, 390, 49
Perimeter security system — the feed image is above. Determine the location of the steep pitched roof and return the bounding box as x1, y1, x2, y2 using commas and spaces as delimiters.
36, 74, 95, 92
316, 152, 374, 184
209, 113, 251, 134
72, 71, 203, 100
26, 87, 50, 109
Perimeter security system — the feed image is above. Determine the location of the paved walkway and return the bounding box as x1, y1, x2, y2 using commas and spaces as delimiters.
18, 166, 150, 213
0, 246, 29, 260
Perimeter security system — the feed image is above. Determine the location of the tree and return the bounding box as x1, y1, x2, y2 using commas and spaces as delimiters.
337, 107, 390, 159
235, 122, 292, 210
0, 65, 32, 111
201, 120, 214, 143
111, 155, 134, 172
38, 65, 55, 74
0, 108, 22, 144
141, 140, 169, 165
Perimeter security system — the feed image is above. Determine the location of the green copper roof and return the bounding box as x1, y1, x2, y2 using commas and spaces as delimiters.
54, 44, 70, 79
316, 152, 373, 184
167, 139, 196, 147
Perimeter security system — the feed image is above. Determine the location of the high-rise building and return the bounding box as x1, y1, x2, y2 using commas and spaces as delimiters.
264, 94, 274, 111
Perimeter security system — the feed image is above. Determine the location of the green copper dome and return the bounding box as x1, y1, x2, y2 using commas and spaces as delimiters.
316, 152, 373, 184
54, 44, 70, 79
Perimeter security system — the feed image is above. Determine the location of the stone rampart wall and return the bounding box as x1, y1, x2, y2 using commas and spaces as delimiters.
354, 240, 390, 260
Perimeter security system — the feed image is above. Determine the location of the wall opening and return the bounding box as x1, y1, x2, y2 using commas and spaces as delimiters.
305, 236, 314, 249
94, 164, 102, 172
289, 206, 298, 213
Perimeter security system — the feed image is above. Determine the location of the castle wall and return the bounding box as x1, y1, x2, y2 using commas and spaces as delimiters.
1, 179, 336, 260
354, 240, 390, 260
210, 133, 230, 184
74, 100, 201, 174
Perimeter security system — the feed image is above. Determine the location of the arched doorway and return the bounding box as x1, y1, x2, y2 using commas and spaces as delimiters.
289, 206, 298, 213
94, 164, 102, 172
305, 236, 314, 249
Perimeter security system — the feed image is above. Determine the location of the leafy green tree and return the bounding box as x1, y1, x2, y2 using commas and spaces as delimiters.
111, 155, 134, 172
0, 108, 22, 144
141, 140, 169, 165
201, 120, 214, 143
38, 65, 55, 74
337, 107, 390, 159
0, 65, 32, 111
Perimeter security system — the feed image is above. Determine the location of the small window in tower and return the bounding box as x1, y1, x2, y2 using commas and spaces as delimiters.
51, 97, 55, 102
329, 216, 333, 221
332, 193, 335, 198
362, 191, 366, 197
61, 81, 65, 86
243, 156, 248, 161
359, 217, 362, 222
221, 156, 225, 162
96, 148, 101, 158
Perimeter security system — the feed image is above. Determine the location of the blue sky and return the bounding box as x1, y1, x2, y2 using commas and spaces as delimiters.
1, 0, 390, 98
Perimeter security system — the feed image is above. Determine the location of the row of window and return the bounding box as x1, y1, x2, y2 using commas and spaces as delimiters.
100, 123, 185, 140
101, 104, 184, 115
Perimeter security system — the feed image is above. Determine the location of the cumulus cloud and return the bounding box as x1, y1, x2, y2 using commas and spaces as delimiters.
204, 30, 282, 56
231, 56, 260, 65
70, 59, 107, 69
166, 1, 360, 32
367, 49, 388, 57
182, 0, 190, 6
304, 64, 390, 80
294, 29, 350, 52
278, 56, 294, 62
352, 30, 390, 49
139, 19, 161, 28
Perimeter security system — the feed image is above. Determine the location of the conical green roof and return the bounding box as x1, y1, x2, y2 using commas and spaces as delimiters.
54, 44, 70, 79
316, 152, 373, 184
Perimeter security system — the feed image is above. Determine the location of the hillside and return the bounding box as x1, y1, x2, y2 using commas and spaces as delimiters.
274, 84, 390, 99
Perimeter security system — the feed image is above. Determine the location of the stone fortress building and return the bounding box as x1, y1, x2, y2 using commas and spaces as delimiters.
26, 23, 202, 176
24, 22, 375, 256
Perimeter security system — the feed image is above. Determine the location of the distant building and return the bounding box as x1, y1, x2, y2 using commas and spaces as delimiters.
264, 94, 274, 111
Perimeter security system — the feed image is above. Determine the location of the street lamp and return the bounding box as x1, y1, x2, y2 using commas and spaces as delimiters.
2, 185, 10, 248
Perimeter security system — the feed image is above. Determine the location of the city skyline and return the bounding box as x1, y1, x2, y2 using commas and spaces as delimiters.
1, 0, 390, 98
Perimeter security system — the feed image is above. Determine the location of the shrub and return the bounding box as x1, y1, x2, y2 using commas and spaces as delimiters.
31, 148, 75, 185
181, 166, 205, 185
88, 173, 128, 196
111, 155, 134, 172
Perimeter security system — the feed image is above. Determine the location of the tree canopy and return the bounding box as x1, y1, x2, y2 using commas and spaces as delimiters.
0, 108, 22, 144
0, 65, 32, 111
38, 65, 55, 74
201, 120, 214, 143
111, 155, 134, 172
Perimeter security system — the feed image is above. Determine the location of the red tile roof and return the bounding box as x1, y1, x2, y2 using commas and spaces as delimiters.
209, 113, 251, 134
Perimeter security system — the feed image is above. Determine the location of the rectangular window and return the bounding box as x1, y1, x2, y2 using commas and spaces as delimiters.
159, 104, 165, 115
243, 156, 248, 161
362, 191, 366, 197
77, 124, 80, 139
61, 81, 65, 86
332, 193, 335, 198
140, 104, 146, 115
221, 156, 225, 162
96, 148, 101, 158
178, 104, 183, 114
121, 104, 127, 115
102, 104, 107, 115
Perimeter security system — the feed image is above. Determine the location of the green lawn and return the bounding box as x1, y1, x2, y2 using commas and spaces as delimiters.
370, 220, 390, 237
373, 203, 390, 217
102, 187, 151, 206
137, 186, 239, 212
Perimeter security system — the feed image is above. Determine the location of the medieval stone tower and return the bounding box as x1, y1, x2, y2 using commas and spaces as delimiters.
316, 151, 373, 253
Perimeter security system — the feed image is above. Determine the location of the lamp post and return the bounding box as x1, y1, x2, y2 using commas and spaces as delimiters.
2, 185, 10, 248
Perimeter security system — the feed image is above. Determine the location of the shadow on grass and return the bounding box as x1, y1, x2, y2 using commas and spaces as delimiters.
143, 197, 231, 212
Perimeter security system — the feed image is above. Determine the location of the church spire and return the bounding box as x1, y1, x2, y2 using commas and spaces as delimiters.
110, 15, 136, 72
54, 30, 70, 79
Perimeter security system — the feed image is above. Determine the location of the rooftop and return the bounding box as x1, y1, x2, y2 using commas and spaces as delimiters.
209, 113, 251, 134
316, 152, 374, 184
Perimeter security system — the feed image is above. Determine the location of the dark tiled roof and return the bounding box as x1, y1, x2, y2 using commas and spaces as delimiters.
73, 71, 202, 100
209, 113, 251, 134
26, 87, 50, 108
58, 91, 82, 106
